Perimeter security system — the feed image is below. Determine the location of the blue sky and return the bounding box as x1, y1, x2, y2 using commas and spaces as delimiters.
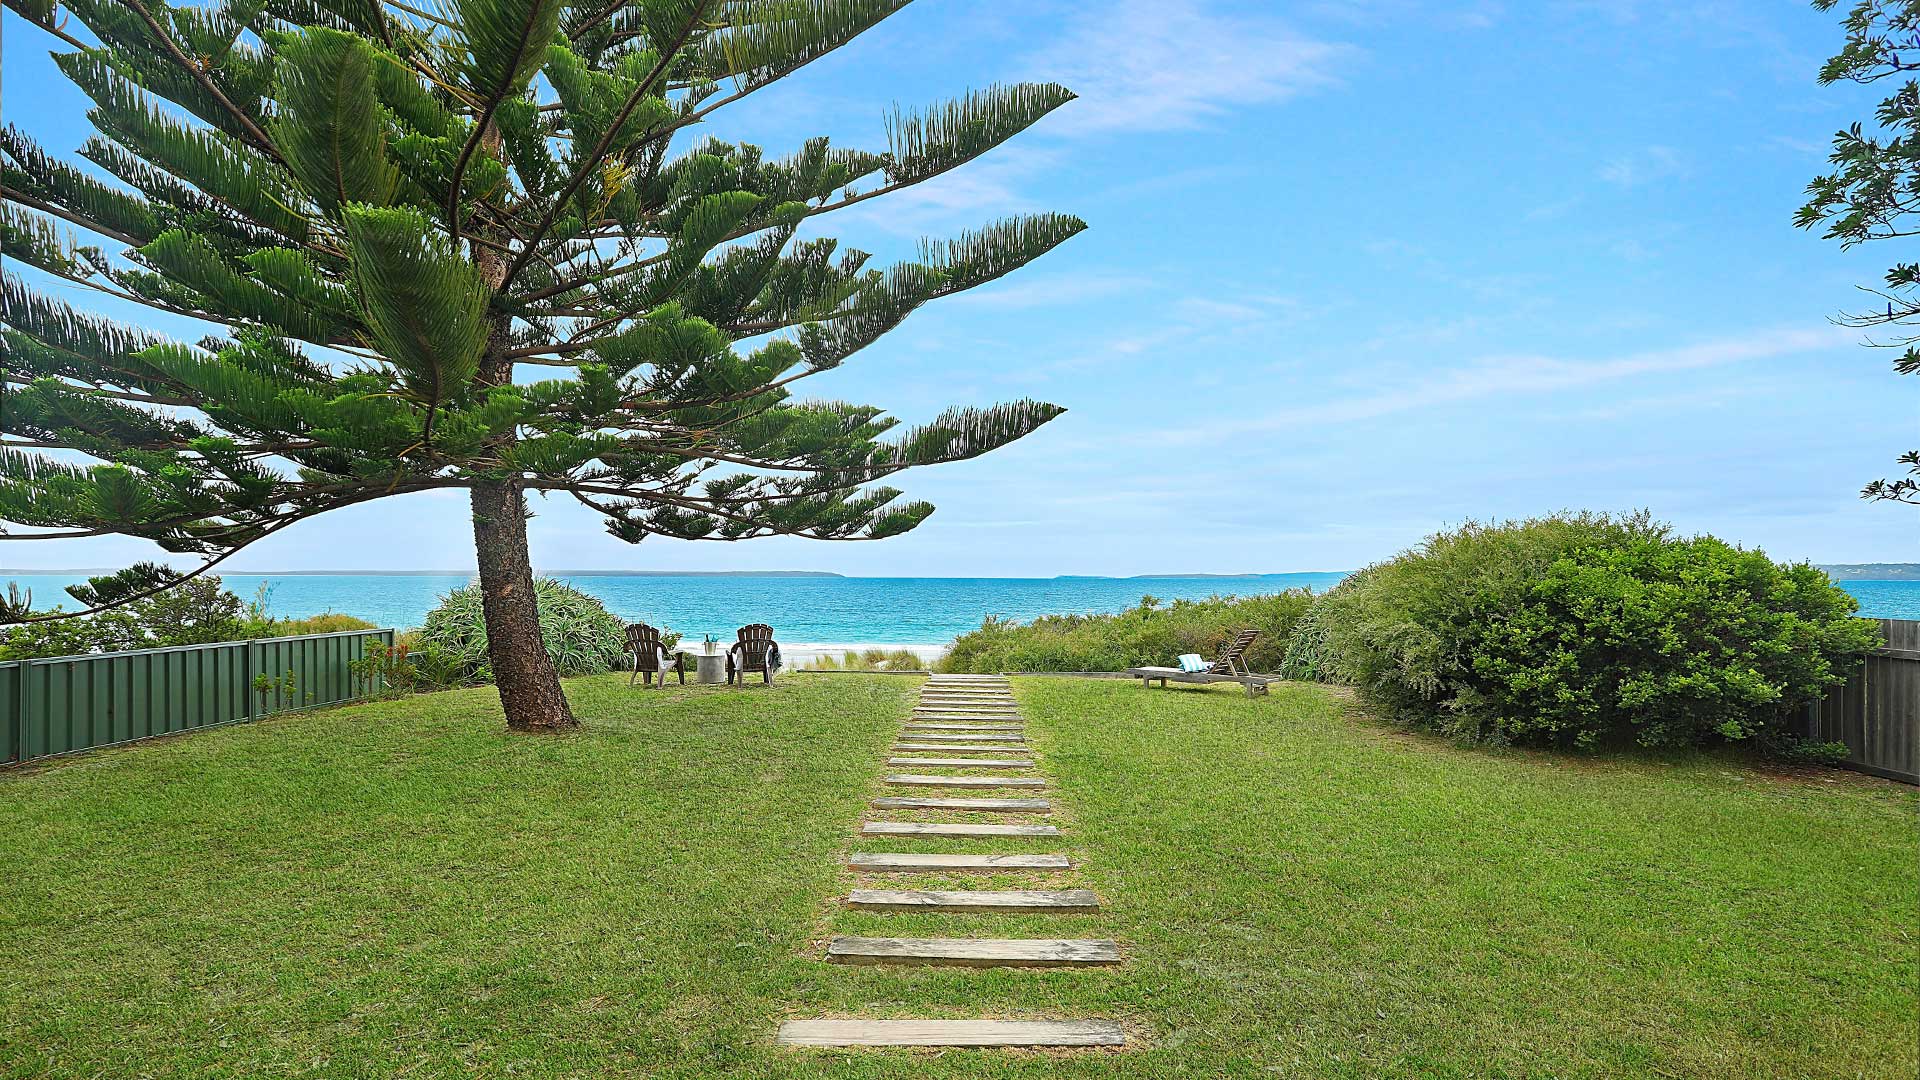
4, 0, 1913, 575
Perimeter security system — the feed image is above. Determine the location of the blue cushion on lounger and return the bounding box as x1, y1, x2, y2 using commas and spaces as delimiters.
1176, 653, 1208, 674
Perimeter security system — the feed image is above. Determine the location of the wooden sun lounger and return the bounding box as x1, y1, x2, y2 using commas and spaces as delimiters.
1126, 630, 1273, 696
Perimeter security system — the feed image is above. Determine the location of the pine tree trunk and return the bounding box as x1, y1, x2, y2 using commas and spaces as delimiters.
470, 478, 578, 731
464, 118, 575, 732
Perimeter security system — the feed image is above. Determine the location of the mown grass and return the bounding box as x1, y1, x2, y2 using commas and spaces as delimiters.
2, 675, 1912, 1078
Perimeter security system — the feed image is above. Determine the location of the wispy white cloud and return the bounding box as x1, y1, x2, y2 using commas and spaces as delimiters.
1026, 0, 1353, 134
945, 270, 1154, 309
1765, 134, 1825, 156
1142, 325, 1857, 445
834, 4, 1351, 236
1524, 195, 1585, 221
1302, 0, 1503, 30
1449, 1, 1506, 29
1599, 145, 1688, 187
830, 144, 1061, 236
995, 288, 1307, 385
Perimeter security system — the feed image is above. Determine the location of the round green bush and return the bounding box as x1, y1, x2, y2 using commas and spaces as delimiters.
416, 578, 626, 682
1308, 512, 1880, 750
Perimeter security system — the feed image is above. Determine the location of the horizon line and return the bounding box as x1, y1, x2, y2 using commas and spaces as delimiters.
0, 568, 1358, 579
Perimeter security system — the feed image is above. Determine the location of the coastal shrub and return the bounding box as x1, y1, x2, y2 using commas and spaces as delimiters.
797, 649, 928, 672
0, 574, 385, 663
393, 630, 469, 691
272, 612, 379, 636
1310, 512, 1879, 750
1277, 569, 1380, 681
937, 592, 1315, 674
346, 639, 466, 696
416, 579, 626, 683
798, 653, 854, 671
0, 576, 251, 659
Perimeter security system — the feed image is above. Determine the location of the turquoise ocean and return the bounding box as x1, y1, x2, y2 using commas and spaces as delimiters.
3, 573, 1915, 644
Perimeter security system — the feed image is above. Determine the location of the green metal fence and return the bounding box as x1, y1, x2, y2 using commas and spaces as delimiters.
0, 628, 394, 766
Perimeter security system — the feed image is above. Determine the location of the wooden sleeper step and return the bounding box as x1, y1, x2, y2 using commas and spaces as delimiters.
777, 1018, 1123, 1048
919, 691, 1014, 696
918, 693, 1014, 700
890, 737, 1029, 749
903, 723, 1023, 732
849, 852, 1069, 872
846, 887, 1097, 911
872, 796, 1050, 813
885, 757, 1033, 769
861, 821, 1060, 837
885, 774, 1044, 789
895, 732, 1025, 742
825, 936, 1122, 967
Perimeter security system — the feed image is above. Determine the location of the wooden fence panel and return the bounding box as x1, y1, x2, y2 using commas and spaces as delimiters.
0, 629, 392, 767
1808, 618, 1919, 785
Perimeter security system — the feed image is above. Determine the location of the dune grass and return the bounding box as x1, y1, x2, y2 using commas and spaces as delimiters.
1, 675, 1912, 1078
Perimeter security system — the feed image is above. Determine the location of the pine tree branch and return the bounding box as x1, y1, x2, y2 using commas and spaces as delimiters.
117, 0, 286, 164
446, 10, 547, 245
4, 3, 94, 54
558, 482, 895, 540
0, 183, 146, 248
0, 434, 321, 453
0, 371, 198, 409
24, 256, 371, 351
518, 171, 946, 309
1, 514, 303, 623
386, 0, 458, 29
496, 2, 710, 289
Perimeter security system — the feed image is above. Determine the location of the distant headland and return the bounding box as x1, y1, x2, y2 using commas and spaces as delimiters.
1817, 564, 1920, 581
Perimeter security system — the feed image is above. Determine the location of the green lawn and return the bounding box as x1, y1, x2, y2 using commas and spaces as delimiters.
2, 675, 1913, 1078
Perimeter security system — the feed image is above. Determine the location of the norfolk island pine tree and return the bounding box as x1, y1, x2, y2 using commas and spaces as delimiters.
0, 0, 1083, 730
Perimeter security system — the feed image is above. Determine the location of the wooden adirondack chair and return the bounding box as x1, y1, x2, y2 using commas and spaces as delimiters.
1125, 629, 1273, 696
626, 623, 684, 688
726, 623, 779, 686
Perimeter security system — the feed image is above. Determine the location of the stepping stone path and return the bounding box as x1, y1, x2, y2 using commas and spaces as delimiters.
777, 674, 1126, 1050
